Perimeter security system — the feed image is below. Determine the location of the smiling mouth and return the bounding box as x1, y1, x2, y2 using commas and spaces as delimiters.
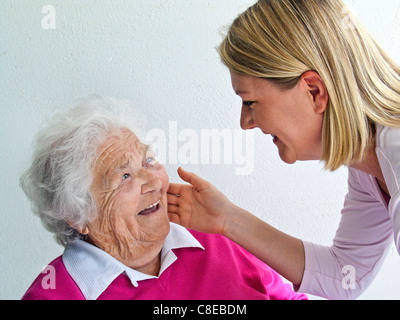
138, 200, 161, 216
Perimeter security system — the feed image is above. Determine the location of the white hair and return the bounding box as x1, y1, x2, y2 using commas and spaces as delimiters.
20, 95, 146, 246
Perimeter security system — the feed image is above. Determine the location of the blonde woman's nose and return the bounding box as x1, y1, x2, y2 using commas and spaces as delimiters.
240, 105, 257, 130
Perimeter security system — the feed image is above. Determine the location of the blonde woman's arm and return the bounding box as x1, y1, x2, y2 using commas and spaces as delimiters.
167, 167, 305, 287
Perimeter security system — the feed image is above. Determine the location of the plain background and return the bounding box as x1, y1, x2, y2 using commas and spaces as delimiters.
1, 0, 399, 300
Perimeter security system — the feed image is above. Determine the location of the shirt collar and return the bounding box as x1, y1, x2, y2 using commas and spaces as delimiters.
62, 223, 204, 300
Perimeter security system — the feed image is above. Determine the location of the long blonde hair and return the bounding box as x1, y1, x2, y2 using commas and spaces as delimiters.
219, 0, 400, 170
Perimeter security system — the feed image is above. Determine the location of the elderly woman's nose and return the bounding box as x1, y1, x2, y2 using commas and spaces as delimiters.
240, 106, 257, 130
140, 169, 163, 194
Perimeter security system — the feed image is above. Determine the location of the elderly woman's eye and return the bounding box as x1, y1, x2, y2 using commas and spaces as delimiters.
122, 173, 130, 180
146, 157, 155, 165
144, 148, 157, 166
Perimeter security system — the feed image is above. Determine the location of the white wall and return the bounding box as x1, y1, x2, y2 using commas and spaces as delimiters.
1, 0, 399, 300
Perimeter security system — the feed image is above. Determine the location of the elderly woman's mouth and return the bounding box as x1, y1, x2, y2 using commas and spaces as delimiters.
138, 200, 161, 216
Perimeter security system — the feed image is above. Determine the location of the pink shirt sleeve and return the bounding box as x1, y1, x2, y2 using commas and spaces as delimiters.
298, 168, 393, 300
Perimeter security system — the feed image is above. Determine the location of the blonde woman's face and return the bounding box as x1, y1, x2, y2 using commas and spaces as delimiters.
231, 71, 326, 164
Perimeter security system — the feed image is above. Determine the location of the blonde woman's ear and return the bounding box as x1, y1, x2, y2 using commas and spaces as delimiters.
301, 71, 329, 114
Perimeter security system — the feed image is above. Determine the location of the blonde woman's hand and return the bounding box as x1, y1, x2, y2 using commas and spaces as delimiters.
167, 168, 234, 235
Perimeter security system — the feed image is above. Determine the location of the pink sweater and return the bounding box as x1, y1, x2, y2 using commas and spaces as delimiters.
22, 230, 307, 300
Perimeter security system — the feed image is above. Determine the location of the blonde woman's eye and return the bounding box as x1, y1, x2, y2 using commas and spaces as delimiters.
243, 101, 255, 108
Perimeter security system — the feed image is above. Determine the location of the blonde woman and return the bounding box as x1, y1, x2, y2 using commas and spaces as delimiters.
168, 0, 400, 300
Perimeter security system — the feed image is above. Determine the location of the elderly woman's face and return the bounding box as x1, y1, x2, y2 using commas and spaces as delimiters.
88, 129, 170, 270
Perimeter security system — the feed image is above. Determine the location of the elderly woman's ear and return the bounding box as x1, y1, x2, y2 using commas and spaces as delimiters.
66, 221, 89, 235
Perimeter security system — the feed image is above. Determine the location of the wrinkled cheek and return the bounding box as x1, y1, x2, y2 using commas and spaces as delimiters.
87, 219, 114, 251
158, 167, 169, 194
87, 205, 114, 242
88, 211, 139, 261
108, 214, 138, 256
88, 197, 125, 250
136, 213, 170, 243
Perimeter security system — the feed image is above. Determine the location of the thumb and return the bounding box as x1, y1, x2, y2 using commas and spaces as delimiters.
177, 167, 209, 192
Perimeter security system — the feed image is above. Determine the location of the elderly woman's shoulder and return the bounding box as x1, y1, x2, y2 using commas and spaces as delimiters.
21, 256, 85, 300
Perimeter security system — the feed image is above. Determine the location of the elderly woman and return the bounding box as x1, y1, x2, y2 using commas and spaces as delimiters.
20, 96, 306, 300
